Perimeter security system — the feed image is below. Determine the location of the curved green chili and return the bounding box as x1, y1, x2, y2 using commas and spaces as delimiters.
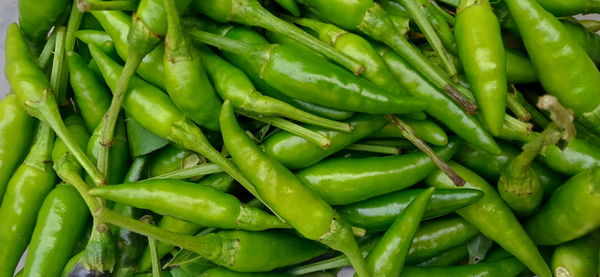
401, 256, 525, 276
455, 0, 506, 135
295, 138, 460, 205
337, 188, 484, 231
361, 188, 434, 276
90, 179, 289, 231
525, 166, 600, 246
426, 162, 551, 277
551, 231, 600, 277
21, 185, 89, 277
220, 101, 369, 276
0, 94, 35, 201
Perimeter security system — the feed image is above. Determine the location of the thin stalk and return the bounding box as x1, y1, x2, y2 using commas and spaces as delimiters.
504, 114, 533, 135
97, 53, 144, 183
263, 99, 352, 132
243, 113, 332, 149
288, 254, 351, 275
386, 115, 465, 186
436, 0, 459, 7
240, 0, 364, 75
516, 91, 550, 128
430, 0, 456, 25
146, 163, 224, 180
50, 27, 68, 104
95, 208, 214, 256
507, 87, 531, 122
65, 0, 84, 52
140, 216, 161, 277
397, 0, 457, 78
536, 95, 576, 145
78, 0, 138, 11
55, 162, 100, 212
37, 31, 57, 69
346, 143, 401, 155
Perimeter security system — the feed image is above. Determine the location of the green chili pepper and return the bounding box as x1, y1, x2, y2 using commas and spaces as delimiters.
361, 188, 434, 276
368, 119, 448, 146
67, 51, 112, 132
21, 184, 89, 277
91, 11, 166, 89
400, 256, 525, 276
147, 144, 203, 179
0, 122, 56, 277
295, 138, 460, 205
262, 114, 388, 169
75, 30, 120, 61
560, 21, 600, 66
551, 231, 600, 277
220, 101, 369, 276
162, 0, 221, 131
196, 42, 351, 133
0, 94, 35, 201
201, 267, 290, 276
188, 30, 429, 115
90, 179, 289, 230
191, 0, 364, 74
377, 45, 500, 155
505, 49, 537, 84
18, 0, 69, 45
337, 188, 484, 231
98, 207, 329, 272
426, 162, 551, 277
5, 23, 104, 186
536, 0, 600, 16
88, 43, 274, 214
406, 216, 480, 264
503, 0, 600, 136
416, 244, 469, 267
187, 19, 355, 122
455, 141, 565, 198
296, 0, 476, 113
112, 157, 149, 277
455, 0, 506, 135
87, 116, 130, 185
525, 167, 600, 246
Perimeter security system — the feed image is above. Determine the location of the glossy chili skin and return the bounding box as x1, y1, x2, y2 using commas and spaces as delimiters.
455, 0, 506, 135
338, 188, 484, 231
147, 144, 203, 178
426, 162, 551, 277
368, 119, 448, 147
18, 0, 69, 44
363, 188, 434, 276
525, 167, 600, 246
189, 31, 429, 115
21, 185, 89, 277
377, 46, 500, 155
89, 179, 289, 231
455, 141, 564, 198
401, 256, 525, 276
504, 0, 600, 136
295, 138, 460, 205
561, 21, 600, 65
220, 101, 368, 276
163, 0, 221, 131
262, 114, 388, 169
551, 232, 600, 277
75, 30, 120, 61
536, 0, 600, 16
0, 94, 34, 201
90, 11, 166, 89
415, 244, 469, 267
67, 51, 112, 132
406, 216, 479, 264
0, 123, 56, 277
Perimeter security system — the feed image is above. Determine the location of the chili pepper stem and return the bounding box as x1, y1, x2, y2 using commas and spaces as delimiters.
50, 27, 68, 104
506, 87, 532, 122
38, 31, 58, 69
257, 98, 353, 132
236, 0, 364, 75
287, 254, 352, 275
386, 115, 465, 186
54, 161, 100, 213
346, 143, 401, 155
242, 113, 332, 149
95, 208, 216, 258
146, 163, 224, 180
77, 0, 138, 12
97, 52, 144, 182
65, 0, 83, 53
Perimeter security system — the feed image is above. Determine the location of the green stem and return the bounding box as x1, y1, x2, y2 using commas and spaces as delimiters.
187, 29, 260, 57
242, 113, 332, 149
95, 208, 215, 257
399, 0, 457, 78
288, 254, 351, 275
386, 114, 465, 186
146, 163, 224, 180
77, 0, 138, 11
55, 161, 100, 213
50, 27, 68, 104
140, 216, 161, 277
346, 143, 401, 155
97, 52, 144, 183
430, 0, 456, 25
65, 0, 84, 52
37, 31, 57, 69
506, 87, 531, 122
261, 98, 352, 132
239, 0, 364, 75
517, 91, 550, 128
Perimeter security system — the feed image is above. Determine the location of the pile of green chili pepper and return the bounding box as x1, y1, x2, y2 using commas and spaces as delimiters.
3, 0, 600, 276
